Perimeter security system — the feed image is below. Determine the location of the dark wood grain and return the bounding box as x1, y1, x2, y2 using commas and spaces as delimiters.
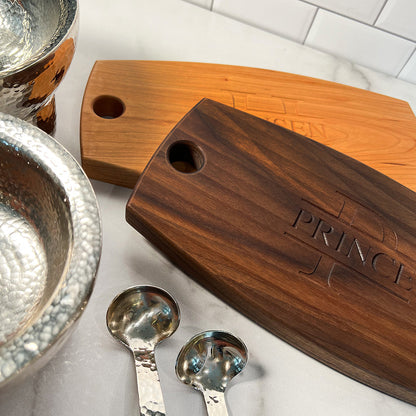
126, 99, 416, 405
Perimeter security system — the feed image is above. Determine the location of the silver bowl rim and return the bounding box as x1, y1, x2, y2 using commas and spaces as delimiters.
0, 112, 102, 388
1, 0, 79, 78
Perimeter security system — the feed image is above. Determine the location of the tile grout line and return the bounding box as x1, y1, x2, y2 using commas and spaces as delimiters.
375, 28, 416, 44
299, 0, 385, 26
298, 0, 416, 43
396, 45, 416, 78
302, 6, 319, 44
372, 0, 389, 25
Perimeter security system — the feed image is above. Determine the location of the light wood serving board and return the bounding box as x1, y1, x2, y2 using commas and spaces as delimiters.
80, 61, 416, 190
127, 99, 416, 405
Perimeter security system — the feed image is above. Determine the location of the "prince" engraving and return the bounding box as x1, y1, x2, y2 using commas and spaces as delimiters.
286, 195, 415, 302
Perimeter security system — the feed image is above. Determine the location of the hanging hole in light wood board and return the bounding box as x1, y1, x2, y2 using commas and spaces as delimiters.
93, 95, 125, 119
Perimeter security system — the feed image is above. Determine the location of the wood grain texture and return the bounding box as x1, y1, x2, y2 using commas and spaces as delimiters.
127, 99, 416, 405
81, 60, 416, 189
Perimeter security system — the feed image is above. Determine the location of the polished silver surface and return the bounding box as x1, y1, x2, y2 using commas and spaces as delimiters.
106, 285, 180, 416
0, 0, 78, 133
176, 331, 248, 416
0, 112, 101, 388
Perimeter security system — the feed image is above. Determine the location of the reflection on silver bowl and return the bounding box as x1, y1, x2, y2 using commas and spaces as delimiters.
0, 0, 78, 134
0, 113, 101, 388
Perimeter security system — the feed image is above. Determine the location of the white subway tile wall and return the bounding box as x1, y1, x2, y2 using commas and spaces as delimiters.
181, 0, 416, 84
305, 10, 414, 76
399, 50, 416, 83
212, 0, 317, 42
376, 0, 416, 41
301, 0, 386, 24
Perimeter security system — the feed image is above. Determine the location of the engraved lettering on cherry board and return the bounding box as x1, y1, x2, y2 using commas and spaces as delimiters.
286, 194, 415, 302
225, 91, 347, 141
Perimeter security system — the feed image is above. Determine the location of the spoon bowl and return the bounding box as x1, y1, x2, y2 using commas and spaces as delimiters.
176, 330, 248, 415
106, 285, 180, 349
106, 285, 180, 416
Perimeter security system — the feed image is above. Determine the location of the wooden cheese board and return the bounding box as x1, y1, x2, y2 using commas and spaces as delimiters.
80, 60, 416, 190
126, 99, 416, 405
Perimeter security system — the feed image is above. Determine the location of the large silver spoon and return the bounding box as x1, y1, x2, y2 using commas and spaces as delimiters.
106, 285, 180, 416
175, 330, 248, 416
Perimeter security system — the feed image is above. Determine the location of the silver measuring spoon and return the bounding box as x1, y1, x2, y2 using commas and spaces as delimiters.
106, 285, 180, 416
175, 330, 248, 416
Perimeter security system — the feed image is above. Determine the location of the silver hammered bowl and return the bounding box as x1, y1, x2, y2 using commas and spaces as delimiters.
0, 0, 78, 133
0, 113, 101, 388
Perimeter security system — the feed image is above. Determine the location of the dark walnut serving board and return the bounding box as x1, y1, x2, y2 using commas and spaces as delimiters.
127, 99, 416, 405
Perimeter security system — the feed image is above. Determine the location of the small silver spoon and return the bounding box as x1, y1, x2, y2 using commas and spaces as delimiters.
175, 330, 248, 416
106, 285, 180, 416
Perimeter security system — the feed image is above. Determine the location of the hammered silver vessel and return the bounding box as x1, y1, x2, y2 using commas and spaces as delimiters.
0, 113, 101, 388
0, 0, 78, 133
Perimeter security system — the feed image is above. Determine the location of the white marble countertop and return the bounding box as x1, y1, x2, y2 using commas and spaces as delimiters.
1, 0, 416, 415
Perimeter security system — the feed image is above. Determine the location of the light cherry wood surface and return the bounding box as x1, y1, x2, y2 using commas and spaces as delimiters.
80, 61, 416, 189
